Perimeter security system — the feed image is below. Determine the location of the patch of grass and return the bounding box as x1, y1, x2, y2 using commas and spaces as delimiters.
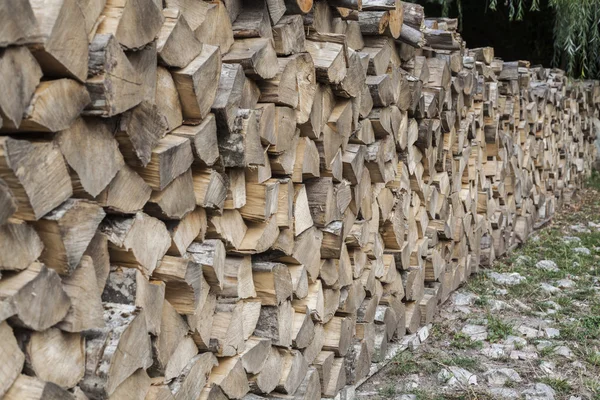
540, 377, 572, 395
587, 170, 600, 191
539, 345, 556, 358
389, 351, 419, 376
487, 314, 514, 342
585, 350, 600, 366
443, 355, 480, 371
451, 332, 483, 350
377, 384, 396, 398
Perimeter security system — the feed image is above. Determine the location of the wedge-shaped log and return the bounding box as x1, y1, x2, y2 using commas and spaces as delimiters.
252, 261, 293, 305
207, 356, 250, 399
81, 303, 152, 398
0, 0, 38, 47
0, 221, 43, 272
305, 40, 347, 84
223, 38, 279, 79
192, 167, 228, 210
0, 137, 72, 221
172, 45, 222, 122
254, 300, 294, 347
145, 169, 196, 220
157, 8, 203, 68
101, 212, 171, 277
169, 353, 218, 400
86, 34, 143, 117
97, 0, 163, 50
154, 255, 208, 315
187, 239, 226, 290
4, 374, 76, 400
195, 0, 235, 53
172, 115, 220, 167
0, 321, 24, 397
33, 199, 105, 276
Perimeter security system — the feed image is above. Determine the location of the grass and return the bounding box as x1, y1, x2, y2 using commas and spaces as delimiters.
377, 384, 396, 398
487, 314, 514, 342
389, 351, 419, 376
451, 332, 484, 350
540, 377, 572, 395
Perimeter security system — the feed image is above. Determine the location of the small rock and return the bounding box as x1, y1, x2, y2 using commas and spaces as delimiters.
489, 387, 520, 400
495, 288, 509, 296
556, 279, 575, 288
452, 291, 478, 306
403, 374, 420, 391
505, 335, 528, 347
510, 350, 539, 360
456, 306, 473, 314
571, 360, 586, 370
539, 361, 555, 375
395, 395, 416, 400
536, 340, 553, 351
544, 301, 562, 311
438, 366, 477, 387
545, 328, 560, 338
518, 325, 541, 338
483, 368, 522, 386
570, 224, 591, 233
540, 282, 561, 293
489, 299, 510, 311
522, 383, 556, 400
573, 247, 591, 255
536, 260, 559, 272
513, 299, 532, 311
481, 344, 507, 359
554, 345, 573, 358
488, 271, 526, 286
588, 221, 600, 228
461, 324, 488, 341
562, 236, 581, 244
568, 397, 582, 400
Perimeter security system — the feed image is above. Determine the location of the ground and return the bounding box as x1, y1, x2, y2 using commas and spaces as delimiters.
357, 173, 600, 400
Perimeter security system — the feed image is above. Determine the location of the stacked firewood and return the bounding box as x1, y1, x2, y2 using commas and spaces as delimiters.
1, 0, 598, 399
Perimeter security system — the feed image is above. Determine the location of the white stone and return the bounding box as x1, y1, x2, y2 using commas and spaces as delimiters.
452, 291, 478, 306
504, 335, 528, 347
516, 255, 532, 266
461, 324, 488, 341
481, 344, 507, 359
562, 236, 581, 244
489, 387, 520, 400
556, 279, 575, 289
522, 383, 556, 400
510, 350, 538, 360
536, 340, 553, 351
573, 247, 591, 255
488, 271, 526, 286
494, 288, 509, 296
536, 260, 559, 272
417, 326, 429, 343
554, 345, 573, 358
518, 325, 541, 338
438, 366, 477, 387
540, 283, 561, 293
483, 368, 522, 386
570, 224, 591, 233
395, 395, 416, 400
545, 328, 560, 338
539, 361, 556, 375
489, 299, 510, 311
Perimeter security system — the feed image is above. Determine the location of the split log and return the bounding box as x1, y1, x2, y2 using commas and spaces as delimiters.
0, 0, 38, 46
224, 38, 279, 80
153, 255, 208, 315
252, 261, 293, 305
166, 207, 207, 256
207, 356, 250, 399
254, 301, 294, 347
157, 8, 203, 68
273, 16, 306, 56
195, 1, 235, 53
0, 321, 24, 397
4, 374, 75, 400
172, 115, 220, 167
187, 239, 226, 290
0, 221, 44, 272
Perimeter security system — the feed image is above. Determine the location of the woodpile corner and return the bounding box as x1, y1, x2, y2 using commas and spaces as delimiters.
0, 0, 599, 399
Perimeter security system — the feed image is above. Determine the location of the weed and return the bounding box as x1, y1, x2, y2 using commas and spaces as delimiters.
487, 314, 514, 342
444, 355, 480, 371
586, 350, 600, 366
377, 384, 396, 398
389, 352, 419, 376
540, 377, 572, 395
451, 332, 483, 350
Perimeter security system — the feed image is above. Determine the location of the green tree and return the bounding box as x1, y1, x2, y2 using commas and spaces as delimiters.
414, 0, 600, 79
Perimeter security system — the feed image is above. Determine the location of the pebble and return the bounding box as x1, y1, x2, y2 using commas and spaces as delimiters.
539, 361, 556, 375
562, 236, 581, 244
403, 374, 420, 391
488, 271, 526, 286
518, 325, 541, 338
438, 366, 477, 387
522, 383, 556, 400
556, 279, 575, 288
554, 345, 573, 358
481, 343, 507, 359
395, 395, 416, 400
536, 260, 559, 272
495, 288, 509, 296
452, 291, 478, 306
545, 327, 560, 338
570, 224, 591, 233
516, 255, 532, 266
489, 387, 520, 400
505, 335, 528, 347
573, 247, 591, 255
540, 282, 561, 293
489, 299, 510, 311
483, 368, 522, 386
536, 340, 553, 350
461, 324, 488, 341
510, 350, 539, 360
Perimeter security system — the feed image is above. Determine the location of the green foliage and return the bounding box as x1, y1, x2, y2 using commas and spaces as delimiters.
413, 0, 600, 79
487, 314, 514, 342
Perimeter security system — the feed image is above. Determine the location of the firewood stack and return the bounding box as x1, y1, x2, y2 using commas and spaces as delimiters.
0, 1, 598, 399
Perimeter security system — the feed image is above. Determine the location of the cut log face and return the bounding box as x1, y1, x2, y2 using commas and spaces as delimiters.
173, 45, 222, 123
80, 303, 152, 398
4, 374, 76, 400
0, 321, 24, 397
153, 255, 208, 315
223, 38, 279, 80
28, 0, 89, 81
33, 199, 106, 276
0, 262, 71, 331
1, 79, 90, 133
96, 0, 164, 50
0, 0, 39, 47
0, 137, 73, 221
195, 1, 235, 54
25, 328, 85, 389
158, 8, 203, 68
101, 212, 171, 277
85, 34, 144, 117
0, 221, 44, 272
172, 115, 220, 167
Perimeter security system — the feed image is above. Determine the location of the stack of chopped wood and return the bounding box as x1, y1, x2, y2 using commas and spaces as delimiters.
0, 1, 598, 399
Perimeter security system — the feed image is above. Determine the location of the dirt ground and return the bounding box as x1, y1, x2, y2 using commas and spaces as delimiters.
357, 175, 600, 400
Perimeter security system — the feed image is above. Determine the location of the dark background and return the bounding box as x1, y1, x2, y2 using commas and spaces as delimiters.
419, 0, 556, 68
